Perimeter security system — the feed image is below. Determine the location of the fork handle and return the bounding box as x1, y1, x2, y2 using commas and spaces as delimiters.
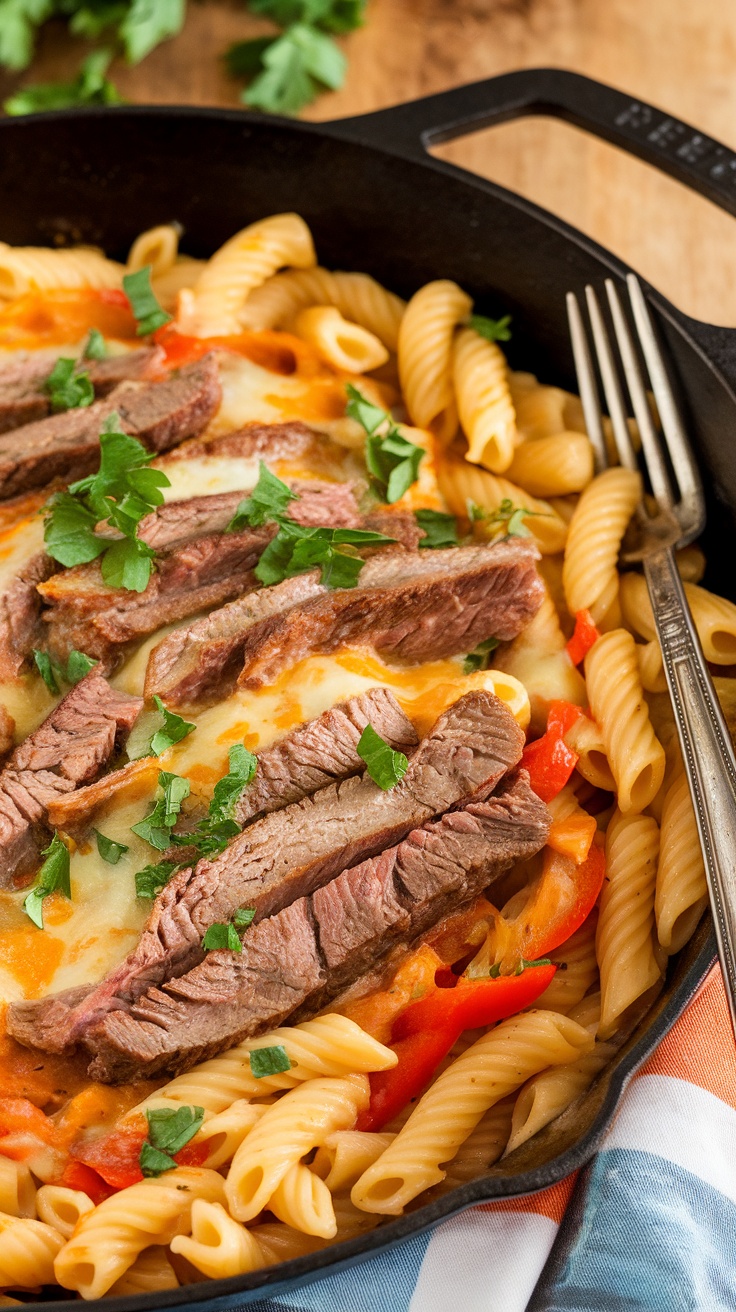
644, 546, 736, 1033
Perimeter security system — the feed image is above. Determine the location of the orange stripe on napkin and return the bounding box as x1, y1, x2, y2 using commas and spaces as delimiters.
638, 966, 736, 1111
484, 1173, 577, 1223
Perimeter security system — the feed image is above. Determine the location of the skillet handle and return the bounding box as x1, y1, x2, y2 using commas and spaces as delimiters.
327, 67, 736, 218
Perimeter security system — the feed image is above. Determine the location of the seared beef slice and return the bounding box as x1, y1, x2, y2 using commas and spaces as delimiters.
7, 689, 517, 1053
0, 346, 164, 435
0, 355, 221, 499
85, 771, 549, 1080
7, 688, 418, 1049
40, 480, 361, 662
146, 538, 544, 707
0, 672, 142, 886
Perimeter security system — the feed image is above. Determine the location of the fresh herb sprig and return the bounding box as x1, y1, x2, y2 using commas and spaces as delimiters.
414, 508, 458, 549
95, 830, 129, 865
0, 4, 185, 75
131, 771, 191, 851
139, 1104, 204, 1178
468, 313, 512, 343
462, 637, 500, 674
3, 49, 121, 114
346, 384, 425, 504
43, 417, 171, 593
44, 357, 94, 413
202, 907, 256, 952
357, 723, 408, 791
171, 744, 257, 858
249, 1043, 292, 1078
33, 647, 97, 695
135, 860, 179, 899
122, 266, 172, 336
23, 833, 71, 929
470, 497, 549, 541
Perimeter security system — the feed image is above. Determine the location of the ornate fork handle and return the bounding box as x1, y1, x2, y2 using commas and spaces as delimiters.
644, 546, 736, 1028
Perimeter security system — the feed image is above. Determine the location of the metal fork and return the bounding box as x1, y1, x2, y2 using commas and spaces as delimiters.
567, 273, 736, 1040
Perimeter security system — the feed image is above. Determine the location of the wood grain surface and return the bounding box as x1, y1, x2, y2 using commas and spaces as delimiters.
2, 0, 735, 327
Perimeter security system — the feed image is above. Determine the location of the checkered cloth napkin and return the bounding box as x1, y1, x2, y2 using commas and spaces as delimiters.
247, 967, 736, 1312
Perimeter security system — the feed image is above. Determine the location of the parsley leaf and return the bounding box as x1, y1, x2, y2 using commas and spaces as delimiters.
226, 462, 297, 531
249, 1044, 292, 1078
150, 696, 195, 755
122, 265, 172, 336
462, 637, 500, 674
33, 647, 97, 694
415, 509, 458, 549
44, 357, 94, 413
44, 417, 171, 592
254, 521, 395, 590
119, 0, 186, 64
22, 833, 70, 929
131, 771, 190, 851
346, 384, 424, 504
139, 1103, 204, 1177
466, 499, 487, 523
135, 860, 179, 899
484, 497, 548, 540
249, 0, 366, 32
0, 0, 53, 73
202, 908, 255, 952
238, 23, 346, 116
357, 723, 408, 791
209, 744, 257, 824
468, 313, 512, 343
4, 49, 121, 115
94, 830, 129, 865
83, 327, 107, 360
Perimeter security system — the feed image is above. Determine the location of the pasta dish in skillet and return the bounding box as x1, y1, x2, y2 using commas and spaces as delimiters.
0, 213, 731, 1298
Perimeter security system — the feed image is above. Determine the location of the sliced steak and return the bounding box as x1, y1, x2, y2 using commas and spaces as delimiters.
0, 672, 142, 888
0, 355, 221, 500
0, 346, 166, 436
145, 538, 544, 708
82, 770, 549, 1080
7, 690, 522, 1055
39, 480, 362, 662
173, 420, 328, 464
0, 550, 57, 677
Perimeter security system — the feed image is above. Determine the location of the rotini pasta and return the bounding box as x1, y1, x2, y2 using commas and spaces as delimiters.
127, 224, 180, 277
293, 305, 389, 373
597, 810, 662, 1039
171, 1200, 266, 1280
351, 1012, 592, 1214
437, 453, 569, 554
398, 280, 472, 441
312, 1130, 396, 1193
563, 467, 641, 626
0, 1214, 64, 1288
620, 571, 736, 666
239, 266, 406, 349
452, 326, 517, 472
189, 1100, 267, 1169
655, 769, 708, 954
269, 1162, 337, 1237
226, 1075, 368, 1223
0, 1157, 35, 1218
108, 1247, 180, 1295
585, 629, 666, 812
0, 243, 123, 298
53, 1167, 227, 1300
506, 432, 594, 497
35, 1185, 94, 1237
186, 213, 316, 336
534, 911, 599, 1014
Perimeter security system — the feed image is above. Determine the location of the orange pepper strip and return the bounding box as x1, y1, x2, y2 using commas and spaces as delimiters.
566, 609, 602, 666
547, 814, 598, 864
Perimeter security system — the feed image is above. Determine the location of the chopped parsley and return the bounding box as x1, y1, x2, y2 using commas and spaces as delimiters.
44, 357, 94, 413
226, 462, 298, 531
149, 696, 196, 756
139, 1104, 204, 1178
122, 265, 172, 337
202, 907, 256, 953
468, 313, 512, 343
415, 509, 458, 549
33, 648, 97, 695
131, 771, 190, 851
135, 861, 179, 900
83, 328, 107, 360
357, 723, 408, 791
255, 520, 395, 590
462, 637, 500, 674
3, 49, 122, 115
43, 416, 171, 593
94, 830, 129, 865
346, 384, 424, 504
171, 744, 257, 858
249, 1043, 292, 1078
484, 498, 548, 540
22, 833, 71, 929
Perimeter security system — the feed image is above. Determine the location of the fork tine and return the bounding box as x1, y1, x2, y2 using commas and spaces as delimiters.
584, 285, 638, 472
565, 291, 608, 472
626, 274, 703, 529
604, 279, 676, 510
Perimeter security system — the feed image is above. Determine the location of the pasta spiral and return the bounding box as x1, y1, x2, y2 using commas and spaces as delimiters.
506, 432, 594, 497
351, 1012, 592, 1214
620, 572, 736, 666
225, 1075, 368, 1223
239, 266, 406, 349
563, 467, 641, 626
188, 213, 316, 336
109, 1247, 179, 1295
269, 1162, 337, 1238
398, 280, 472, 441
585, 629, 665, 813
597, 810, 662, 1039
452, 326, 517, 472
0, 1158, 35, 1219
437, 453, 569, 554
171, 1200, 266, 1280
655, 769, 708, 954
127, 224, 180, 278
0, 243, 123, 298
35, 1185, 93, 1238
0, 1214, 64, 1288
293, 305, 388, 373
53, 1167, 226, 1300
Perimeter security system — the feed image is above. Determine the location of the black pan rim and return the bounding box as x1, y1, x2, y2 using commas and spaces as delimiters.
0, 98, 722, 1310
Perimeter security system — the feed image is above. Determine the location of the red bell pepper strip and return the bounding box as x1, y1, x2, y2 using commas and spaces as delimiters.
356, 964, 557, 1132
566, 609, 601, 666
71, 1119, 209, 1190
56, 1158, 115, 1205
521, 700, 585, 802
496, 841, 606, 969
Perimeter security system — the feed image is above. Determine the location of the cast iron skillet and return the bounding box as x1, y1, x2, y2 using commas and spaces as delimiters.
2, 66, 734, 1309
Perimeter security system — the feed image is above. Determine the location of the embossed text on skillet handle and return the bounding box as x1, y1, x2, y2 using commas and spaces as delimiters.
644, 546, 736, 1036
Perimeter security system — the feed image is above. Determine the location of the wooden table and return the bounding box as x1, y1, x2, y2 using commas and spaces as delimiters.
2, 0, 735, 328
